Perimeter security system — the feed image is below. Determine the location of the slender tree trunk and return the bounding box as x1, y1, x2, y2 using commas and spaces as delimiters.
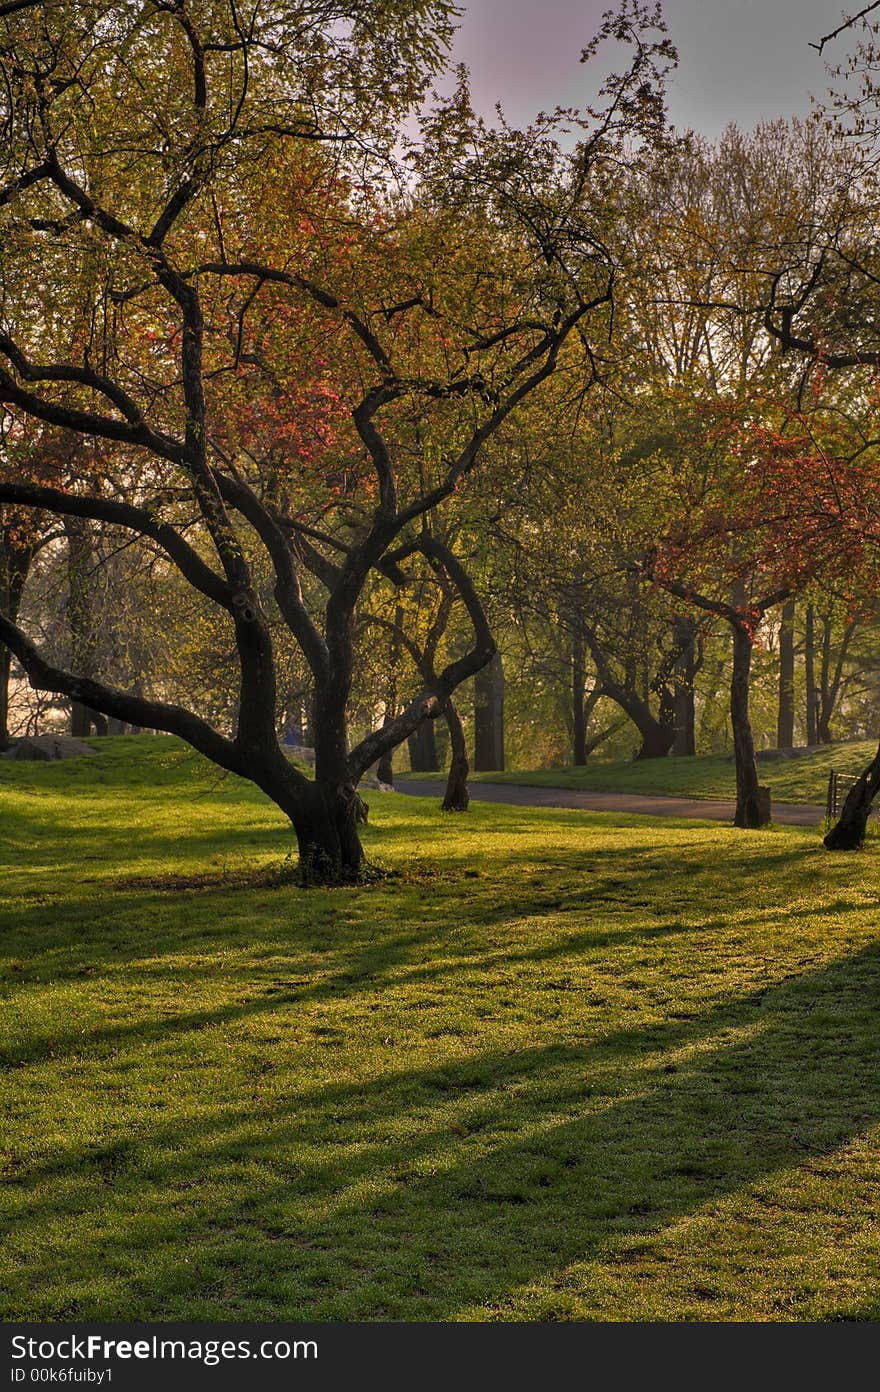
1, 531, 32, 750
816, 708, 834, 746
0, 573, 23, 750
408, 719, 439, 772
0, 643, 11, 751
376, 672, 398, 785
568, 627, 609, 764
731, 621, 771, 828
671, 614, 697, 757
824, 738, 880, 850
818, 611, 832, 745
473, 649, 504, 771
672, 690, 695, 756
376, 726, 394, 786
65, 517, 108, 738
817, 614, 855, 745
805, 602, 818, 746
377, 603, 403, 786
301, 689, 315, 749
441, 699, 469, 811
572, 622, 587, 765
776, 597, 796, 750
577, 690, 613, 761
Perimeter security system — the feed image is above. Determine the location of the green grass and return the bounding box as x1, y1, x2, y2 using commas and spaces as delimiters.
402, 741, 878, 805
3, 735, 880, 1321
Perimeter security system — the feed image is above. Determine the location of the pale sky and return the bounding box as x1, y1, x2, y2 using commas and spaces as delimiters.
450, 0, 859, 138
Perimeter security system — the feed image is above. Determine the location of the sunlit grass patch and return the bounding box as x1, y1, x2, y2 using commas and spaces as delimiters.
2, 736, 880, 1320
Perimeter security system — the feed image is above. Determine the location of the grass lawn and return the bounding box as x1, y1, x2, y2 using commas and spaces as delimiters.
401, 740, 879, 805
3, 735, 880, 1321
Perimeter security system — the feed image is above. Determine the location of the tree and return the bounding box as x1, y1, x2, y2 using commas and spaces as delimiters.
363, 534, 474, 811
0, 507, 33, 748
776, 597, 796, 749
0, 423, 73, 747
0, 0, 675, 881
617, 117, 877, 820
732, 14, 880, 844
490, 390, 705, 766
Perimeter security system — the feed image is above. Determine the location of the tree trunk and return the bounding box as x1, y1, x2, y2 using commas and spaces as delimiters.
71, 704, 107, 737
582, 620, 674, 761
376, 742, 394, 787
274, 682, 365, 883
301, 689, 315, 750
377, 604, 402, 786
473, 649, 504, 771
776, 597, 795, 750
817, 611, 832, 745
408, 718, 439, 772
817, 614, 855, 745
286, 777, 364, 884
635, 723, 676, 760
805, 602, 818, 745
441, 699, 469, 811
376, 699, 395, 786
65, 517, 107, 738
731, 621, 771, 828
572, 623, 587, 765
824, 739, 880, 850
287, 652, 364, 882
0, 529, 33, 751
671, 614, 697, 756
596, 671, 674, 760
0, 642, 11, 751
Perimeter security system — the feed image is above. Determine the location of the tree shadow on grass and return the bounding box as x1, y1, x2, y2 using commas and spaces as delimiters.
0, 823, 867, 1071
6, 942, 880, 1319
1, 913, 703, 1069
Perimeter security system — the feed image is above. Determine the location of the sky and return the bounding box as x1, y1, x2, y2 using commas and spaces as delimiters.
449, 0, 859, 139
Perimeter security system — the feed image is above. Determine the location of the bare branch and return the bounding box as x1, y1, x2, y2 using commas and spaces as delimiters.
811, 2, 880, 53
0, 333, 153, 429
0, 482, 233, 608
347, 534, 494, 779
213, 472, 331, 680
192, 260, 394, 374
0, 610, 245, 776
0, 366, 184, 462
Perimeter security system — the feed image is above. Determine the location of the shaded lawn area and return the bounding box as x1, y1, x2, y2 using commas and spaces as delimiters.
2, 737, 880, 1321
399, 740, 878, 805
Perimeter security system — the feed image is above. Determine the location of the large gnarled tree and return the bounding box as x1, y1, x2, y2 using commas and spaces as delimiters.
0, 0, 673, 880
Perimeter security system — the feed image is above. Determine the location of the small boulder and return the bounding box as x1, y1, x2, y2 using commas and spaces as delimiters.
3, 734, 97, 761
362, 774, 393, 792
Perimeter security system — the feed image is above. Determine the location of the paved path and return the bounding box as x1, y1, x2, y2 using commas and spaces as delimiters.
397, 780, 825, 827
